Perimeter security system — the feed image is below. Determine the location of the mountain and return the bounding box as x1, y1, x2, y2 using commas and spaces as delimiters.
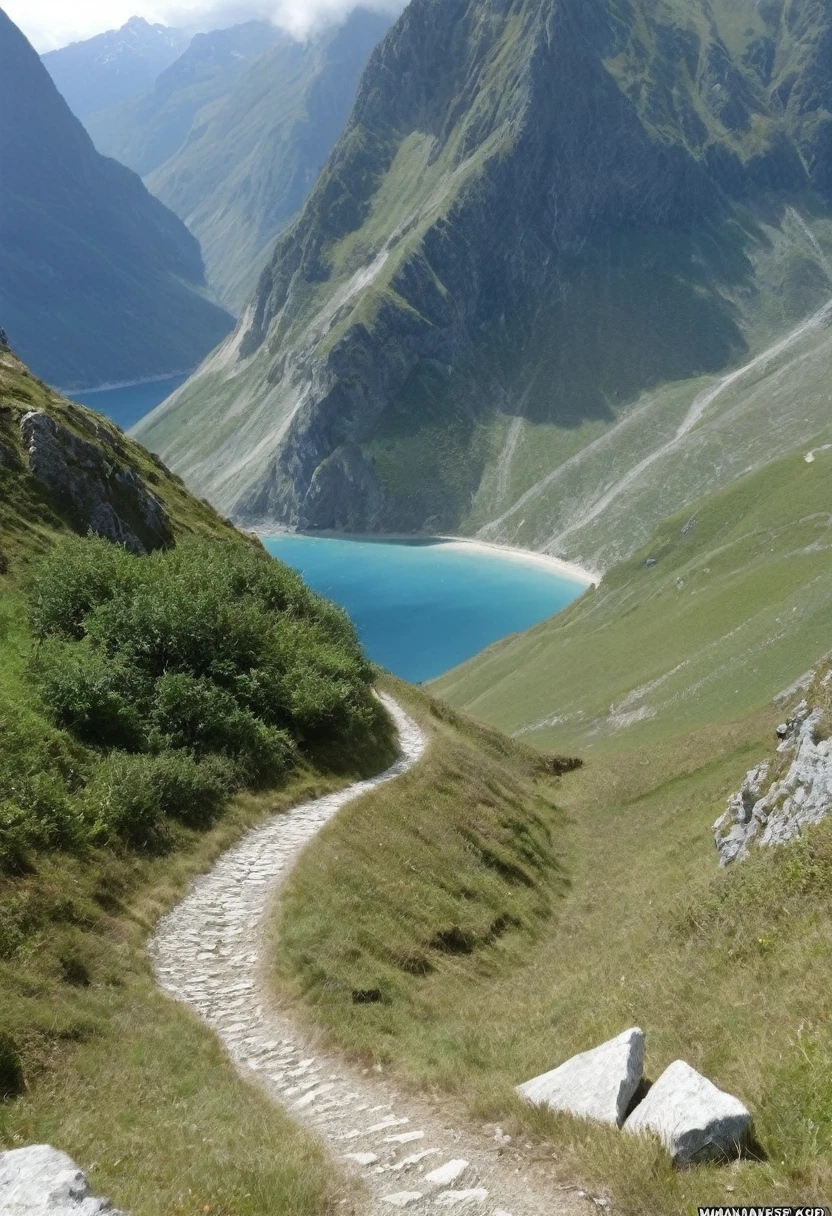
148, 9, 392, 312
135, 0, 832, 564
41, 16, 189, 119
87, 10, 392, 313
84, 22, 286, 180
0, 8, 233, 391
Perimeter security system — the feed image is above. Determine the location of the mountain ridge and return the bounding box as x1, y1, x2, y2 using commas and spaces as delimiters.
42, 16, 189, 118
0, 7, 233, 390
134, 0, 832, 561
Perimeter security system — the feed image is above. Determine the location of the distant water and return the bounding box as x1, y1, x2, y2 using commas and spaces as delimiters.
66, 374, 186, 431
262, 535, 587, 683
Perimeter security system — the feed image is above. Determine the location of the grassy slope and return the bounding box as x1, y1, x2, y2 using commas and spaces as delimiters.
275, 679, 571, 1069
436, 443, 832, 754
0, 354, 389, 1212
274, 451, 832, 1212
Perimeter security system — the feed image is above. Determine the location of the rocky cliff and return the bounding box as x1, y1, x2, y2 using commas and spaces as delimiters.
135, 0, 832, 555
715, 668, 832, 865
0, 343, 240, 571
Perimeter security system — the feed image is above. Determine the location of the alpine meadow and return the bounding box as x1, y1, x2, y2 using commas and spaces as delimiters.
3, 2, 832, 1215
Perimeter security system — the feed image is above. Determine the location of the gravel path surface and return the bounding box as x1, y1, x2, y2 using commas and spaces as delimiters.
151, 695, 592, 1216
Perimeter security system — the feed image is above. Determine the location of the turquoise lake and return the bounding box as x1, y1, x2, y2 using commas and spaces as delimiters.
262, 535, 587, 683
67, 374, 186, 430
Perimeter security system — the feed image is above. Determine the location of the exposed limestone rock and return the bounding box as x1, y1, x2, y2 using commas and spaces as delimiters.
516, 1027, 644, 1127
19, 411, 170, 554
623, 1060, 751, 1165
0, 1144, 125, 1214
714, 697, 832, 864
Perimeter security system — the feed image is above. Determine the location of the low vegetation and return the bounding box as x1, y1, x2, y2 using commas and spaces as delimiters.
275, 680, 572, 1074
276, 677, 832, 1211
0, 356, 395, 1211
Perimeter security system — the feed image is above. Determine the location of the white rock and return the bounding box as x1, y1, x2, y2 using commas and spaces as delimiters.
424, 1160, 468, 1187
0, 1145, 124, 1214
382, 1193, 424, 1207
623, 1060, 751, 1165
343, 1152, 379, 1166
516, 1028, 644, 1127
434, 1189, 489, 1207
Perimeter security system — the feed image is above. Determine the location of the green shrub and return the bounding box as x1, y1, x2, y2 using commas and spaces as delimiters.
82, 753, 170, 851
27, 533, 132, 641
32, 641, 148, 751
22, 535, 387, 856
140, 750, 238, 829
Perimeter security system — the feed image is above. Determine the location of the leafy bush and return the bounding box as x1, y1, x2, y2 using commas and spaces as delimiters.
31, 641, 148, 751
83, 753, 170, 850
0, 701, 87, 873
21, 535, 385, 853
27, 534, 132, 641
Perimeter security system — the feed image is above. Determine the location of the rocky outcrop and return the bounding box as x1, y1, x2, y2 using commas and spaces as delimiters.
623, 1060, 751, 1166
516, 1028, 644, 1127
714, 692, 832, 865
20, 411, 170, 554
0, 1144, 125, 1215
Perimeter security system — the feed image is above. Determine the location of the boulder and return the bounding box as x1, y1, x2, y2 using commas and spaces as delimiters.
623, 1060, 750, 1165
0, 1143, 125, 1214
516, 1027, 644, 1127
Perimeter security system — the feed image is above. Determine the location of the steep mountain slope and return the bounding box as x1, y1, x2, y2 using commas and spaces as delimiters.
135, 0, 832, 554
41, 16, 189, 119
0, 8, 233, 390
147, 9, 392, 312
84, 22, 286, 180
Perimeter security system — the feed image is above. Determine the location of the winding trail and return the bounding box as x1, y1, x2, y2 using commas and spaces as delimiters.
151, 696, 589, 1216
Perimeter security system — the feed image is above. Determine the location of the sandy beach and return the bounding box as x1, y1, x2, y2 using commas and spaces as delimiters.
261, 529, 599, 587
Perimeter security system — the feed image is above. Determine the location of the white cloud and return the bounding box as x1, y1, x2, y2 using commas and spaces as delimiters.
6, 0, 404, 52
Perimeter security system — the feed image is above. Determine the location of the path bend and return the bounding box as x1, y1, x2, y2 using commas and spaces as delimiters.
151, 694, 590, 1216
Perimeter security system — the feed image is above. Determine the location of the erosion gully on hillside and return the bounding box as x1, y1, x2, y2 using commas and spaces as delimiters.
151, 696, 593, 1216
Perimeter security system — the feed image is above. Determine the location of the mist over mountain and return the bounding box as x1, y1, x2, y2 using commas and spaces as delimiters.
0, 7, 233, 389
134, 0, 832, 567
41, 16, 190, 118
146, 7, 392, 310
84, 21, 287, 179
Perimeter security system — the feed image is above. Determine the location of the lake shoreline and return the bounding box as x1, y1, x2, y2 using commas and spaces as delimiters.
259, 530, 599, 587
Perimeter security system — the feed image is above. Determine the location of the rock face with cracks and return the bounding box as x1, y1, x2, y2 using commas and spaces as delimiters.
20, 410, 171, 555
715, 692, 832, 864
0, 1144, 124, 1215
623, 1060, 751, 1166
516, 1028, 644, 1127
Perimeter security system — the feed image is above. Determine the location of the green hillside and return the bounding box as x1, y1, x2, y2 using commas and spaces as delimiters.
274, 449, 832, 1214
0, 346, 394, 1213
135, 0, 832, 556
0, 8, 232, 390
435, 441, 832, 752
146, 9, 391, 312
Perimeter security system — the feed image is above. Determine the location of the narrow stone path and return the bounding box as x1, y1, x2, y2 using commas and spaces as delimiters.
151, 695, 591, 1216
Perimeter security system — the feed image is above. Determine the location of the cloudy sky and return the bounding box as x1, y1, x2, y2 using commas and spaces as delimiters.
6, 0, 404, 51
